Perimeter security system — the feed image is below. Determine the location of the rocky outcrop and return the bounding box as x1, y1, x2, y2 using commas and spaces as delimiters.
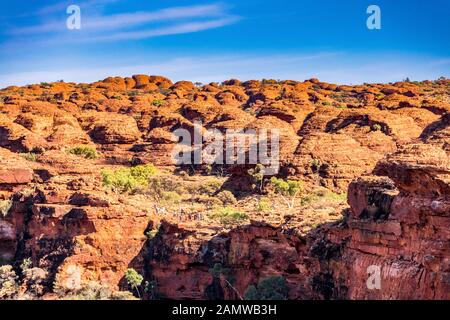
139, 140, 449, 300
0, 76, 448, 300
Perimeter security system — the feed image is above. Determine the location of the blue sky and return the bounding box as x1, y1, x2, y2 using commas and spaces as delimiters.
0, 0, 449, 87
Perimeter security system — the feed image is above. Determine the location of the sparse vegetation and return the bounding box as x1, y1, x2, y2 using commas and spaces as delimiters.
101, 163, 157, 193
208, 207, 248, 227
371, 124, 382, 132
20, 152, 38, 162
160, 191, 182, 205
216, 190, 237, 205
152, 99, 165, 107
124, 268, 144, 299
257, 198, 272, 212
0, 265, 18, 299
0, 200, 13, 217
146, 224, 160, 239
147, 174, 186, 201
244, 276, 288, 300
248, 164, 266, 193
209, 263, 242, 300
20, 258, 32, 272
300, 188, 346, 206
310, 159, 323, 172
197, 179, 222, 195
68, 145, 98, 160
66, 281, 136, 300
269, 177, 303, 209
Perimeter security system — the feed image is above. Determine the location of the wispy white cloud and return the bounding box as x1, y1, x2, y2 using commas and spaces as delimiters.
88, 16, 240, 42
10, 4, 229, 35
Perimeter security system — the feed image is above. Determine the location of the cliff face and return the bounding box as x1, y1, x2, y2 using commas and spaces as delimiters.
0, 76, 449, 299
143, 141, 449, 300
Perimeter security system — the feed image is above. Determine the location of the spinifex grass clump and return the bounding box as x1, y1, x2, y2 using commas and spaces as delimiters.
68, 145, 98, 160
208, 207, 248, 227
101, 163, 157, 193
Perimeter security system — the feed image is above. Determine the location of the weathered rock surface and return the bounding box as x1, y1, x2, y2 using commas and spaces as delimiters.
0, 76, 448, 300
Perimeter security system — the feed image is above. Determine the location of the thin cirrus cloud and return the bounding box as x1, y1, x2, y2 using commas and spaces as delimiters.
9, 3, 238, 40
88, 16, 241, 42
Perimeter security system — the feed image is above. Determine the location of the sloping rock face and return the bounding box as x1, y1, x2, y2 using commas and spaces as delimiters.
0, 76, 449, 299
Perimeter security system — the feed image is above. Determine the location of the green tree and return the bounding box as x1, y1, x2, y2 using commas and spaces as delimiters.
269, 177, 302, 209
244, 276, 288, 300
124, 268, 144, 299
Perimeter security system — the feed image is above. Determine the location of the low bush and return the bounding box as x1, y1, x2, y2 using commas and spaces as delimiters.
371, 124, 382, 132
20, 152, 38, 162
101, 163, 157, 193
0, 265, 18, 299
257, 198, 272, 212
147, 175, 186, 200
152, 99, 165, 107
68, 145, 98, 160
244, 276, 288, 300
196, 179, 223, 195
269, 177, 303, 209
0, 200, 12, 217
208, 207, 248, 227
216, 190, 237, 205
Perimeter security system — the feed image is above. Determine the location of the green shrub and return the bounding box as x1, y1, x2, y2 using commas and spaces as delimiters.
160, 191, 181, 205
20, 153, 38, 162
193, 195, 223, 207
0, 265, 18, 299
310, 159, 322, 171
66, 281, 137, 300
20, 258, 32, 272
372, 124, 382, 132
336, 104, 347, 109
257, 198, 272, 212
147, 175, 186, 200
145, 225, 160, 239
216, 190, 237, 205
244, 276, 288, 300
0, 200, 12, 217
269, 177, 303, 209
208, 207, 248, 227
68, 145, 98, 160
101, 164, 157, 193
152, 99, 165, 107
301, 188, 347, 206
124, 268, 143, 299
248, 164, 266, 193
322, 101, 332, 106
197, 179, 222, 195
